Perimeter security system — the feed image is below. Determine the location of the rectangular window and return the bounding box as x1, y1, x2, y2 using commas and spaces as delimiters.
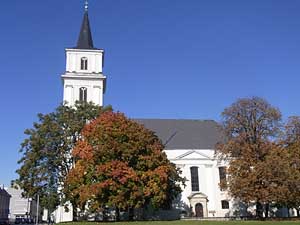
190, 167, 199, 192
221, 200, 229, 209
219, 167, 226, 181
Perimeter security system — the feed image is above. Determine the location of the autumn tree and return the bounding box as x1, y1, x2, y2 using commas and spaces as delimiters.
64, 111, 184, 221
216, 97, 282, 218
15, 101, 111, 218
280, 116, 300, 216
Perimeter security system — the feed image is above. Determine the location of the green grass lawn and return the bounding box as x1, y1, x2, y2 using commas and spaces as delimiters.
62, 220, 300, 225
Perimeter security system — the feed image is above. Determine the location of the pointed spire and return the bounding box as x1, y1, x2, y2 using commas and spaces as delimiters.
76, 0, 94, 49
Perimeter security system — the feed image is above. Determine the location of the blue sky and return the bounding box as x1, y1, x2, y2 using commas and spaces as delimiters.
1, 0, 300, 186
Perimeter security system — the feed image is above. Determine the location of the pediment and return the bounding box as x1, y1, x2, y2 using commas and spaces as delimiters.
175, 150, 212, 160
188, 192, 208, 200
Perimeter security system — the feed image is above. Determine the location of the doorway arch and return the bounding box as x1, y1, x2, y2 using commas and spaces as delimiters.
195, 203, 204, 218
188, 192, 208, 217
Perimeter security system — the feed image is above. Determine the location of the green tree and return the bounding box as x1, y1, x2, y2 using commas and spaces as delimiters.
15, 101, 112, 218
216, 97, 282, 218
64, 111, 184, 221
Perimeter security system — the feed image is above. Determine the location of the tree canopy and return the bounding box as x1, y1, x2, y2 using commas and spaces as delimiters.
280, 117, 300, 215
217, 97, 300, 218
64, 111, 184, 221
217, 97, 283, 218
15, 102, 111, 215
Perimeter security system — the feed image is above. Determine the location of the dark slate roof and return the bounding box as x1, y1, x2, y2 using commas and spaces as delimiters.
0, 188, 11, 198
135, 119, 223, 150
76, 11, 95, 49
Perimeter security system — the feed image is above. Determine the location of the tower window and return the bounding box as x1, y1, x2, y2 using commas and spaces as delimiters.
81, 57, 88, 70
221, 200, 229, 209
190, 167, 199, 192
79, 87, 87, 102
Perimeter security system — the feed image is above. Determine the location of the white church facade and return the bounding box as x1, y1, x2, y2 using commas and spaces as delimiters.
57, 2, 232, 221
136, 119, 231, 218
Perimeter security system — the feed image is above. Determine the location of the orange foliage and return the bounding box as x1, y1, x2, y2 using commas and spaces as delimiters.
64, 111, 183, 212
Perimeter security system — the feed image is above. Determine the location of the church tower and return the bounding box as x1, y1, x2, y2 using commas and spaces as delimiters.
61, 1, 106, 106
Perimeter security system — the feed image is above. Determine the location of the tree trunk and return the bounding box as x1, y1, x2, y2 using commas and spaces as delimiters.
115, 207, 120, 222
72, 204, 78, 221
256, 202, 263, 219
296, 208, 300, 217
265, 203, 269, 218
128, 208, 134, 221
287, 207, 290, 218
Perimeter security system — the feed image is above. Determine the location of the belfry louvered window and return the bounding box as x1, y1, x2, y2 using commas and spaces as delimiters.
81, 57, 88, 70
190, 167, 199, 192
79, 87, 87, 102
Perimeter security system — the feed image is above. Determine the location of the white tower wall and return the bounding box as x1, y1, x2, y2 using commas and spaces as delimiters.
61, 48, 106, 106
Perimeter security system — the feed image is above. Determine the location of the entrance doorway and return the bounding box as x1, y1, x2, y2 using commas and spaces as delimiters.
195, 203, 204, 217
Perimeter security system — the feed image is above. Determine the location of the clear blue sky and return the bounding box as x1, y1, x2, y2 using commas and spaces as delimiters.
1, 0, 300, 186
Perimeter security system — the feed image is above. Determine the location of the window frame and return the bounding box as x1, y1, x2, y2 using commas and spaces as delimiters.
80, 57, 88, 70
219, 166, 227, 191
79, 87, 87, 102
218, 167, 226, 181
221, 200, 229, 209
190, 166, 200, 192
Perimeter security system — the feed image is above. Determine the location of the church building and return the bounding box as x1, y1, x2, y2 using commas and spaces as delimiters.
59, 2, 231, 221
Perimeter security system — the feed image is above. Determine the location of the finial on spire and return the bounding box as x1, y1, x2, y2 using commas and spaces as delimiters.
84, 0, 89, 12
77, 0, 94, 49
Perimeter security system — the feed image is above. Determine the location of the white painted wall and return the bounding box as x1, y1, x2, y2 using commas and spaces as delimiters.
65, 48, 104, 74
53, 203, 73, 223
62, 75, 105, 106
165, 149, 231, 218
61, 48, 106, 107
6, 188, 39, 221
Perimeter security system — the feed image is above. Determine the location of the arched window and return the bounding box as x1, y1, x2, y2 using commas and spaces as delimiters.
81, 57, 88, 70
221, 200, 229, 209
190, 167, 199, 192
79, 87, 87, 102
